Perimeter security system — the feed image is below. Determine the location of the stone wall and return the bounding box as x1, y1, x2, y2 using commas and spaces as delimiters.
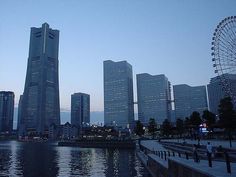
168, 158, 214, 177
148, 156, 168, 177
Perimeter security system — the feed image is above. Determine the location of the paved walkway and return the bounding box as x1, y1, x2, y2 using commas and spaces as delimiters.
169, 156, 236, 177
140, 140, 166, 151
138, 140, 168, 177
162, 139, 236, 149
138, 140, 236, 177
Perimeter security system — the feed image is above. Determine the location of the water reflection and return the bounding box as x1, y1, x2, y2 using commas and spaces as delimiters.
70, 148, 94, 176
9, 141, 22, 176
0, 141, 147, 177
17, 142, 59, 177
104, 149, 142, 177
0, 141, 12, 177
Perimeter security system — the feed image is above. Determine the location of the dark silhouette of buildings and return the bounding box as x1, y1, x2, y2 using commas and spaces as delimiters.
137, 73, 171, 125
17, 95, 23, 131
19, 23, 60, 136
103, 60, 134, 128
173, 84, 208, 120
207, 74, 236, 114
71, 92, 90, 130
0, 91, 14, 133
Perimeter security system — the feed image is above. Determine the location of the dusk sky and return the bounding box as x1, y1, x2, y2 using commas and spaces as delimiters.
1, 0, 236, 112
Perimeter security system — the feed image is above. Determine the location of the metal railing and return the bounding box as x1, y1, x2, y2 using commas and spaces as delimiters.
139, 144, 232, 174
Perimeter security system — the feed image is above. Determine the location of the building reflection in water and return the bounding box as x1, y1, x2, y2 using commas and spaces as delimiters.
58, 147, 107, 177
55, 146, 72, 176
0, 141, 13, 176
69, 148, 93, 176
0, 141, 59, 177
0, 141, 146, 177
89, 149, 107, 177
104, 149, 143, 177
9, 141, 22, 176
18, 142, 59, 177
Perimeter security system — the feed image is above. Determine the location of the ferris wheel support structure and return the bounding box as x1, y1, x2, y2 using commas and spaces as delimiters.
212, 16, 236, 104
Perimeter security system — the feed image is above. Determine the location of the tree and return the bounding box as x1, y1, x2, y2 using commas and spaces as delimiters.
176, 118, 184, 138
184, 117, 191, 136
161, 119, 172, 137
184, 117, 190, 128
134, 120, 145, 136
202, 110, 216, 131
148, 118, 157, 139
218, 97, 236, 147
190, 111, 202, 130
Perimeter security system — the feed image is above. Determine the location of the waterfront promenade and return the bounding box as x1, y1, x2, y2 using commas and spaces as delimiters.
137, 139, 236, 177
162, 138, 236, 149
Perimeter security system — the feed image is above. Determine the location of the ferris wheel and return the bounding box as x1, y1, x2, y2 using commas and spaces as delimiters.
212, 16, 236, 103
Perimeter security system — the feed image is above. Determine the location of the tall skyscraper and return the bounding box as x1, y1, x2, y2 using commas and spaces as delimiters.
103, 60, 134, 128
137, 73, 171, 125
0, 91, 14, 133
20, 23, 60, 136
173, 84, 208, 120
71, 93, 90, 128
207, 74, 236, 114
17, 95, 23, 131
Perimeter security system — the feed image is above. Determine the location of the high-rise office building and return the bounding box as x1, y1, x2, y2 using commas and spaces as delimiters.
103, 60, 134, 128
0, 91, 14, 133
207, 74, 236, 114
71, 93, 90, 128
20, 23, 60, 135
137, 73, 171, 125
17, 95, 23, 131
173, 84, 208, 120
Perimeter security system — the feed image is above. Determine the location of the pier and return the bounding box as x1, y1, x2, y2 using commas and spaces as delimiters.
137, 139, 236, 177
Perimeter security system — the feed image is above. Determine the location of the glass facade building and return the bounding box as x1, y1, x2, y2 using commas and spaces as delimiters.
20, 23, 60, 135
103, 60, 134, 128
71, 93, 90, 128
0, 91, 14, 133
137, 73, 171, 125
207, 74, 236, 114
17, 95, 23, 131
173, 84, 208, 120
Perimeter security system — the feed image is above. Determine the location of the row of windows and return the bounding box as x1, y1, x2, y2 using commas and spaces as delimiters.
34, 31, 42, 38
34, 32, 56, 39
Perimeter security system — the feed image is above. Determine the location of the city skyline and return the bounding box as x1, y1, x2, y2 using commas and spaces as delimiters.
0, 2, 235, 177
1, 0, 236, 111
